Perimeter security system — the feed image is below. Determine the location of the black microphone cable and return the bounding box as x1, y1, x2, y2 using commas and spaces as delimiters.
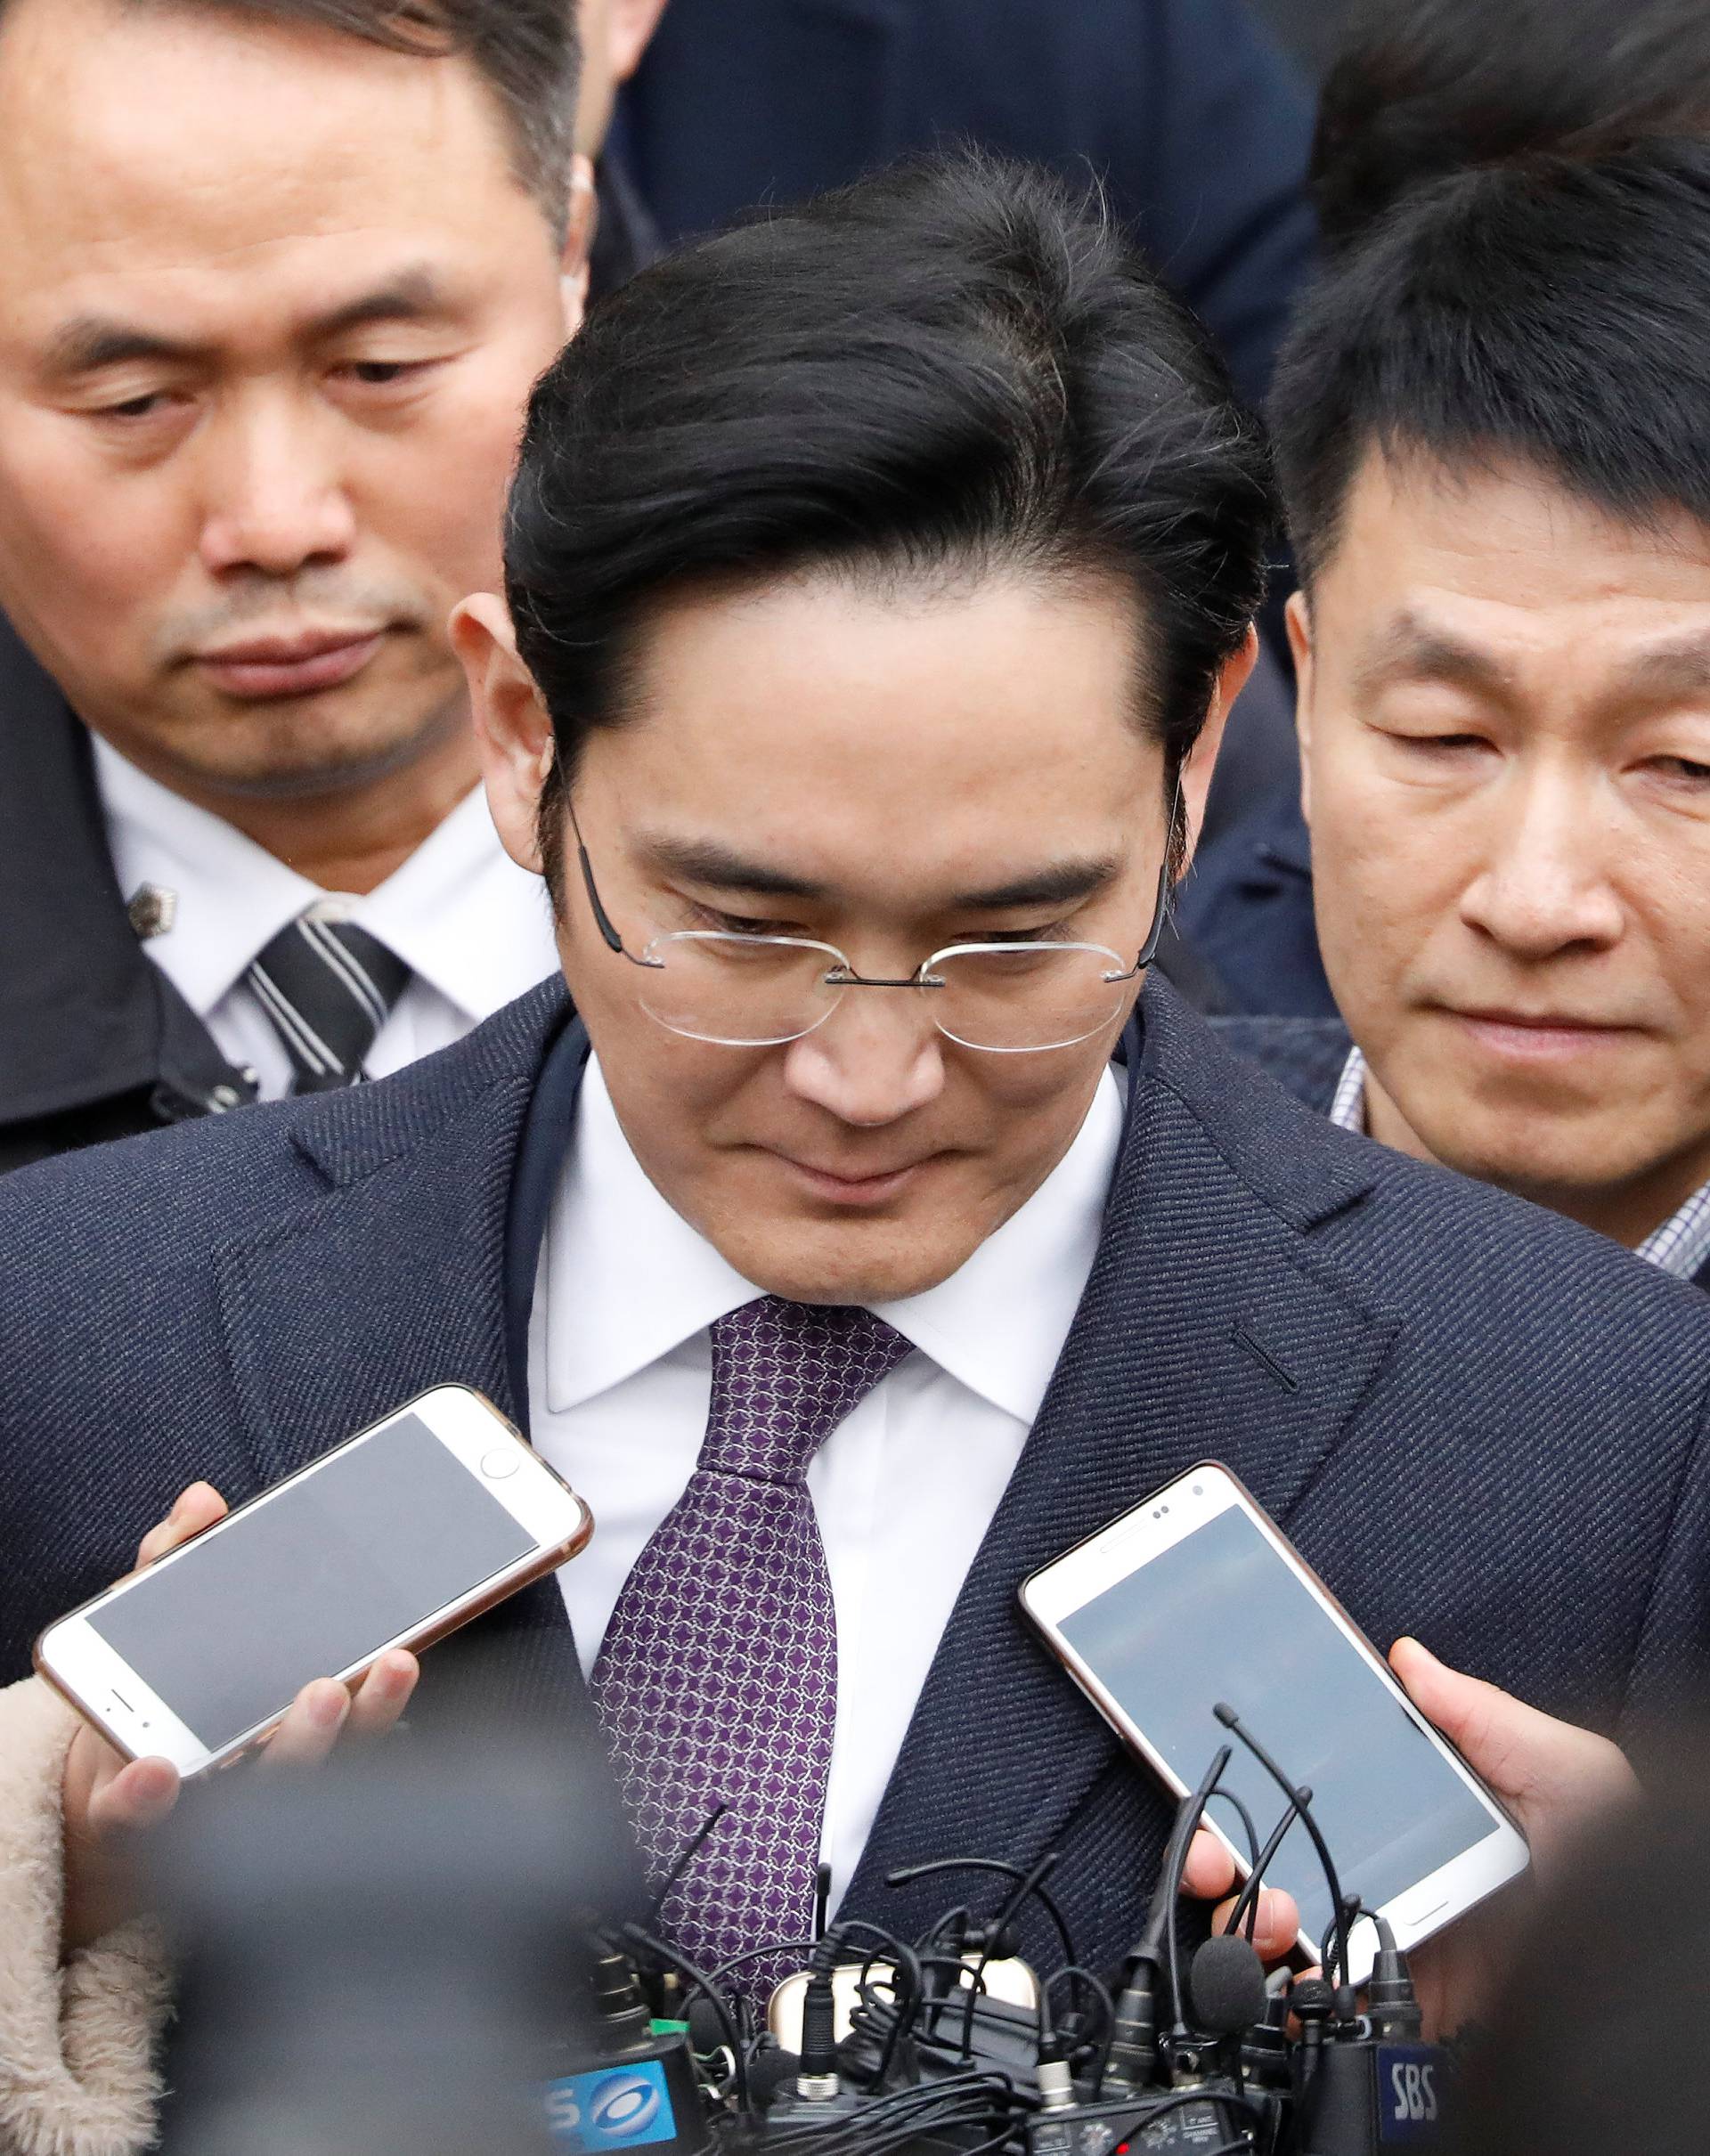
1160, 1745, 1235, 2035
646, 1802, 731, 1922
887, 1855, 1080, 1973
1042, 1963, 1118, 2091
1222, 1792, 1307, 1943
957, 1850, 1060, 2058
1103, 1744, 1232, 2089
1214, 1704, 1355, 1989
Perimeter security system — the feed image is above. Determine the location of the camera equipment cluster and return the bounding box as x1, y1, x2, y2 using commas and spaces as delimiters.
551, 1708, 1448, 2156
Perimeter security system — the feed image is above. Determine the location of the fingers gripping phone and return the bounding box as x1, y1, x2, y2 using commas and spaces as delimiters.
1020, 1463, 1528, 1986
35, 1387, 592, 1778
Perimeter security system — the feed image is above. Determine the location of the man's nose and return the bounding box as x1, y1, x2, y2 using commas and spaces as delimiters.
196, 395, 357, 578
1458, 766, 1624, 957
781, 986, 947, 1126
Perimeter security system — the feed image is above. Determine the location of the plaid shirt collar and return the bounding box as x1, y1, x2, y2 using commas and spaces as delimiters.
1327, 1046, 1710, 1284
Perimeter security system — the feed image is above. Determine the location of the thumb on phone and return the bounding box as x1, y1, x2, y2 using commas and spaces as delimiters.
1388, 1637, 1636, 1867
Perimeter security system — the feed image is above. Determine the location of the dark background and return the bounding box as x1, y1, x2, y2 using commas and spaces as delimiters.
1256, 0, 1356, 78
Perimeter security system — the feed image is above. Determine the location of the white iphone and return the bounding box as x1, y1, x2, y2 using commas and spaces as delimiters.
36, 1385, 593, 1778
1020, 1462, 1528, 1986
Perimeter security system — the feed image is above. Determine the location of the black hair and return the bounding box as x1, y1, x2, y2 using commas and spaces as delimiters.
1270, 141, 1710, 585
504, 151, 1276, 894
1, 1, 582, 241
1313, 0, 1710, 254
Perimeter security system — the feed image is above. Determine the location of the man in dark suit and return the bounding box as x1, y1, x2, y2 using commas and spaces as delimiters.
0, 0, 678, 1180
1217, 144, 1710, 1298
4, 153, 1710, 2145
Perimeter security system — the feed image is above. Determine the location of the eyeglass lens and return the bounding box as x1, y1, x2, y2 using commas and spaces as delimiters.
636, 932, 1129, 1052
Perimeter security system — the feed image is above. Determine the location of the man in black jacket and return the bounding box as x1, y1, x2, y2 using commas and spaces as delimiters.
1218, 143, 1710, 1295
0, 0, 622, 1177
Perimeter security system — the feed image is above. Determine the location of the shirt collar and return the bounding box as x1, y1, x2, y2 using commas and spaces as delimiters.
542, 1058, 1126, 1424
1328, 1037, 1710, 1281
1328, 1044, 1369, 1135
94, 738, 555, 1024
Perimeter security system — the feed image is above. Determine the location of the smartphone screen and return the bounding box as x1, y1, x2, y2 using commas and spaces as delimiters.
87, 1412, 534, 1753
1054, 1499, 1502, 1954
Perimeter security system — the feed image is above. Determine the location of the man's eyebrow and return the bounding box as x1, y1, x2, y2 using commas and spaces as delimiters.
639, 834, 1120, 912
1610, 629, 1710, 704
641, 835, 828, 900
1349, 612, 1516, 704
39, 269, 455, 378
942, 858, 1122, 911
306, 267, 453, 341
41, 318, 202, 377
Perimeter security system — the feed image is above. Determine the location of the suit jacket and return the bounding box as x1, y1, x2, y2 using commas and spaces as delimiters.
6, 977, 1710, 1978
1218, 1012, 1710, 1297
1214, 1012, 1352, 1116
617, 0, 1317, 412
0, 620, 258, 1176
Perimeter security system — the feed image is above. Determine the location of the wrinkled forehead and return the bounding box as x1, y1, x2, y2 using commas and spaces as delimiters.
1323, 449, 1710, 717
0, 0, 542, 329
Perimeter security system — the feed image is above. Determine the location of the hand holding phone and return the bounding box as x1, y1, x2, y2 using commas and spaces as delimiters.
59, 1483, 420, 1955
45, 1385, 593, 1951
1178, 1639, 1637, 2034
1021, 1463, 1532, 1986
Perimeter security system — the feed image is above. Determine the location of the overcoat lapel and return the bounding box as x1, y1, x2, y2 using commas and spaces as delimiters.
845, 985, 1397, 1939
209, 986, 592, 1738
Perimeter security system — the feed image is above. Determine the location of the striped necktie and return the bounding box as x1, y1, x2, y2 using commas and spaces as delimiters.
246, 906, 411, 1094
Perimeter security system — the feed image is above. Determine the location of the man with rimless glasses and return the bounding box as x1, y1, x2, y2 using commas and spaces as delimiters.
3, 154, 1709, 2130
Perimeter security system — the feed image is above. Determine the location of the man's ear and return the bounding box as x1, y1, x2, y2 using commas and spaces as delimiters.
451, 593, 554, 877
608, 0, 672, 83
559, 153, 598, 338
1286, 590, 1314, 829
1177, 624, 1259, 871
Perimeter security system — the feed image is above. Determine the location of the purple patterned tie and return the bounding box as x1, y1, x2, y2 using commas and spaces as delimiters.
591, 1298, 912, 1988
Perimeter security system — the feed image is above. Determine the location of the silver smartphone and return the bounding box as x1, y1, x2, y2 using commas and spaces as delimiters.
1020, 1461, 1528, 1986
36, 1385, 593, 1778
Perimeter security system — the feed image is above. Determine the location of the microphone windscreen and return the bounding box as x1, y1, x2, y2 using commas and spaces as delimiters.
688, 1994, 734, 2054
747, 2046, 801, 2108
1188, 1933, 1268, 2037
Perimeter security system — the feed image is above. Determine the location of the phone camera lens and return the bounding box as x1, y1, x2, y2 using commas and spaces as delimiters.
1193, 1484, 1203, 1496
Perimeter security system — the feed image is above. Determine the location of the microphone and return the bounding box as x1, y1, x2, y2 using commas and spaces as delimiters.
1188, 1933, 1267, 2038
1104, 1744, 1234, 2095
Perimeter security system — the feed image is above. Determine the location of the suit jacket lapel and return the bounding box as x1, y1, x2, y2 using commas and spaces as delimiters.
846, 984, 1398, 1936
210, 986, 593, 1738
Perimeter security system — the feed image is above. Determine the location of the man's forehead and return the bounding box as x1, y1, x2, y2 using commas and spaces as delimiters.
0, 0, 537, 305
1331, 446, 1710, 604
1328, 451, 1710, 687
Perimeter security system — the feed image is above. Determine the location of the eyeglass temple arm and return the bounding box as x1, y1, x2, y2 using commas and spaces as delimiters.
1133, 857, 1172, 972
578, 840, 627, 955
1120, 782, 1183, 978
566, 797, 633, 958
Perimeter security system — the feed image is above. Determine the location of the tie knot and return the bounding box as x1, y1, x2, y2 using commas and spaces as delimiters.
247, 908, 412, 1094
701, 1297, 912, 1482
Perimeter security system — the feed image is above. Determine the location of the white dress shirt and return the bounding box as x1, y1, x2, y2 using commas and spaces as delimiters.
1330, 1044, 1710, 1281
528, 1055, 1124, 1908
95, 738, 559, 1098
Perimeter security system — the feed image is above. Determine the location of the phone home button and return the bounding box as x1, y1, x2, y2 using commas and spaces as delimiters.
480, 1447, 521, 1480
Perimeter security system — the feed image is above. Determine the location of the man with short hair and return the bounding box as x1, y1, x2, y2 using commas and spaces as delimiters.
0, 0, 601, 1172
1221, 142, 1710, 1289
5, 152, 1710, 2150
